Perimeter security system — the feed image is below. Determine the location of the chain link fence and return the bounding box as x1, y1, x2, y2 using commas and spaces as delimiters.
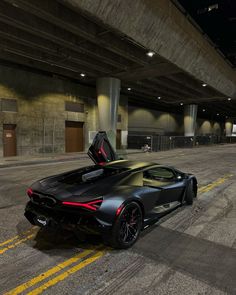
128, 133, 236, 152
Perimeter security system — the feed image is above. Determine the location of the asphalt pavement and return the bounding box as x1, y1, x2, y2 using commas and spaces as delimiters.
0, 145, 235, 294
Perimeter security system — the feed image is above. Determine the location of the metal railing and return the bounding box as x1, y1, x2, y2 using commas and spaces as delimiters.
128, 134, 236, 152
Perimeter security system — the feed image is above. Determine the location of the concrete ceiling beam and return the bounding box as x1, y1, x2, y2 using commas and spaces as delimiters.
148, 78, 201, 99
115, 62, 181, 80
62, 0, 236, 98
153, 76, 205, 98
0, 28, 116, 74
123, 81, 183, 102
0, 2, 129, 70
136, 79, 196, 101
3, 0, 149, 66
168, 73, 224, 98
0, 51, 94, 83
0, 40, 101, 77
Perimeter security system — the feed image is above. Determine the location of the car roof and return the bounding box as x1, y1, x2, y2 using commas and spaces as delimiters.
103, 160, 158, 170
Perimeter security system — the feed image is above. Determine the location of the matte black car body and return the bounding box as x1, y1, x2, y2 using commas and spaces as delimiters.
25, 132, 197, 248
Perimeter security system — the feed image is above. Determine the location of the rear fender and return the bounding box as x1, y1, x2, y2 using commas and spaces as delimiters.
96, 193, 143, 225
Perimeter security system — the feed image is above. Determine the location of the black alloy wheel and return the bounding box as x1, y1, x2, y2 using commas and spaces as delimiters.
110, 202, 143, 249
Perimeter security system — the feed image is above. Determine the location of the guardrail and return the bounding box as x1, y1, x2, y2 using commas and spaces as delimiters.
128, 134, 236, 152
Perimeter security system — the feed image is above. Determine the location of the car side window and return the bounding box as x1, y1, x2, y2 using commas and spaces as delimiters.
143, 167, 175, 187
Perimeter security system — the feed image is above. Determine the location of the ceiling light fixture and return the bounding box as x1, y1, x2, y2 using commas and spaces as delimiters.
80, 73, 86, 77
217, 113, 219, 116
208, 4, 219, 12
203, 109, 206, 112
127, 87, 131, 91
157, 96, 161, 100
228, 97, 232, 101
146, 51, 155, 57
202, 83, 207, 87
180, 103, 183, 106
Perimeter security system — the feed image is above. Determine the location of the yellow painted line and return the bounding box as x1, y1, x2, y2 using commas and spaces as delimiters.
0, 235, 19, 248
198, 174, 233, 194
0, 232, 36, 255
27, 250, 106, 295
0, 227, 36, 248
4, 248, 101, 295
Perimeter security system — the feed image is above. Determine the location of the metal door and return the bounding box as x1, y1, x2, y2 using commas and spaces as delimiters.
3, 124, 17, 157
65, 121, 84, 152
116, 129, 121, 149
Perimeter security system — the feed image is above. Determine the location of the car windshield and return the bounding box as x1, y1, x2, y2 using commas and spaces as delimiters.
58, 166, 128, 184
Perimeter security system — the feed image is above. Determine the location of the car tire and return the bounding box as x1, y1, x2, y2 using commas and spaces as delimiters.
185, 180, 194, 205
109, 202, 143, 249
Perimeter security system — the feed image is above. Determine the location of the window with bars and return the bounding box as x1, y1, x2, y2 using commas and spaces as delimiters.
0, 98, 18, 112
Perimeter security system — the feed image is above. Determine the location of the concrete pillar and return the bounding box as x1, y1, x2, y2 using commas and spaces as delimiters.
96, 77, 120, 149
225, 118, 233, 136
184, 104, 198, 136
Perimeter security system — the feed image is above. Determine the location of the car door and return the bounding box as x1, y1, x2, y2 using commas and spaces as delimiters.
88, 131, 118, 164
143, 166, 185, 206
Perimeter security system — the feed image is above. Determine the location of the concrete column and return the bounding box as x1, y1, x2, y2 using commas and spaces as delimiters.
184, 104, 198, 136
96, 77, 120, 149
225, 118, 233, 136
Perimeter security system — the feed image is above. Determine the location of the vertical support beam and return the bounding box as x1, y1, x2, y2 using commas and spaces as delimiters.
184, 104, 198, 136
96, 77, 120, 149
225, 118, 233, 136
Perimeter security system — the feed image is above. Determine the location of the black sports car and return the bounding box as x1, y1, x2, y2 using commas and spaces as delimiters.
25, 132, 197, 248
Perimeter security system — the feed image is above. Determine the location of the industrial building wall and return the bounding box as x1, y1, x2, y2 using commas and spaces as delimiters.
0, 65, 128, 156
0, 65, 96, 156
196, 119, 222, 135
128, 105, 222, 136
128, 105, 184, 135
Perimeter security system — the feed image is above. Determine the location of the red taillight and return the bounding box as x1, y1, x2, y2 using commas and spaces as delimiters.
62, 199, 103, 211
116, 204, 124, 216
27, 188, 33, 198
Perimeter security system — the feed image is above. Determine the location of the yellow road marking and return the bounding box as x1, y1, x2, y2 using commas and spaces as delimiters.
0, 235, 19, 248
198, 174, 233, 194
0, 233, 36, 255
27, 250, 106, 295
0, 228, 38, 255
4, 248, 101, 295
0, 227, 36, 248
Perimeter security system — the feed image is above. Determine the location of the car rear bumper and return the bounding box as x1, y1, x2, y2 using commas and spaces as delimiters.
25, 202, 112, 236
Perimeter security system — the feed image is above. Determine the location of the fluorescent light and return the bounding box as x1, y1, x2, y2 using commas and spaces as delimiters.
228, 97, 232, 101
127, 87, 131, 91
146, 51, 155, 57
80, 73, 86, 77
208, 4, 219, 12
202, 83, 207, 87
